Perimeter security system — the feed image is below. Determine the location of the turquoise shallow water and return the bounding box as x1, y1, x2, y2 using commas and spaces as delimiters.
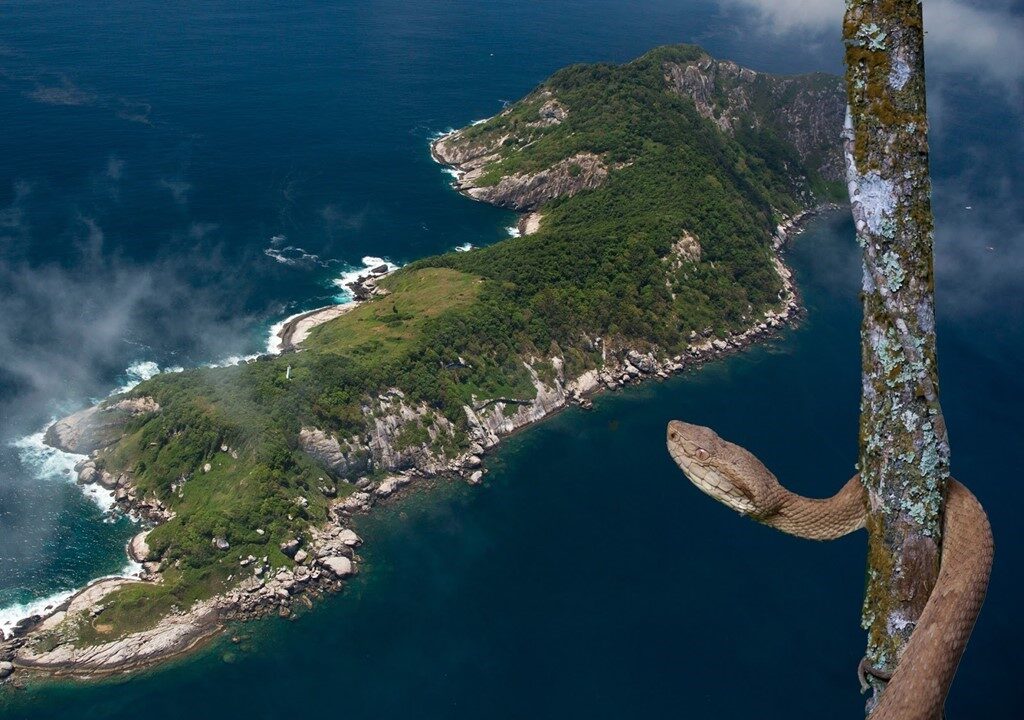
1, 1, 1022, 717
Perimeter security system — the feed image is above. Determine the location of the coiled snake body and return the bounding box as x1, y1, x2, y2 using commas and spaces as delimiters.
666, 421, 993, 720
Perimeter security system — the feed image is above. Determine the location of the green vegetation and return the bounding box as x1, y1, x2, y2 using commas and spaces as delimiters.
69, 45, 841, 640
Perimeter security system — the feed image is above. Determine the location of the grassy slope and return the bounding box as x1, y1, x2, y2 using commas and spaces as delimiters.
65, 45, 840, 640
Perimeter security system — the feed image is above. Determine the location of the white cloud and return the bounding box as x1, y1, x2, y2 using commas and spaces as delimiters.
719, 0, 1024, 90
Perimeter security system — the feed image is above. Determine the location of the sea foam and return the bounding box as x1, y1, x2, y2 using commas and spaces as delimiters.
330, 255, 399, 304
111, 360, 183, 395
0, 562, 144, 640
11, 430, 112, 511
265, 255, 400, 355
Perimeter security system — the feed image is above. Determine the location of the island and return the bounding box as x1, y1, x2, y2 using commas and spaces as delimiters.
0, 45, 845, 679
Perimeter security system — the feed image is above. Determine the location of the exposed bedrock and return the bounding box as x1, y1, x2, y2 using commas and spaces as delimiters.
44, 396, 160, 455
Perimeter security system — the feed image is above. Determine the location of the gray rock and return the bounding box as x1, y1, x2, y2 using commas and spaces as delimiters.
128, 531, 152, 562
322, 556, 354, 578
337, 529, 362, 547
293, 550, 308, 564
279, 538, 301, 557
0, 661, 14, 679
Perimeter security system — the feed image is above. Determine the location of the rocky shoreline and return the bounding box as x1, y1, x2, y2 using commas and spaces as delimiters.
276, 262, 394, 352
0, 171, 833, 688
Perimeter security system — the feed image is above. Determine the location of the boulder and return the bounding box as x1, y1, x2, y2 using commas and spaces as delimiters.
128, 530, 152, 562
280, 538, 301, 557
337, 529, 362, 547
469, 471, 484, 485
374, 477, 400, 497
0, 661, 13, 679
322, 556, 354, 578
212, 537, 230, 551
294, 550, 309, 564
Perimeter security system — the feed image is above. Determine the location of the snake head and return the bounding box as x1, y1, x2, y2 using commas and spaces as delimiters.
666, 420, 782, 518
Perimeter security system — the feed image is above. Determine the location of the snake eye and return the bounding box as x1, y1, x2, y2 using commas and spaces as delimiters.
695, 448, 711, 462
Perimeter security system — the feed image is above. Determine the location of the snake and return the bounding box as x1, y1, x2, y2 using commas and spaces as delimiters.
666, 420, 993, 719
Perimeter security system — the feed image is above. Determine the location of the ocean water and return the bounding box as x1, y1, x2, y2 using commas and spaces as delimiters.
0, 1, 1021, 717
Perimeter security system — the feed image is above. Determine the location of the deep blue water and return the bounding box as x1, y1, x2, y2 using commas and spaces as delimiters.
1, 1, 1021, 717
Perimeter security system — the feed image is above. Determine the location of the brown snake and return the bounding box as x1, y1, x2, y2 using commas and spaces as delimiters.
666, 421, 993, 719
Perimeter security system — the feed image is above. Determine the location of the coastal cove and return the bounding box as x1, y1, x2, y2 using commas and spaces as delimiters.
1, 1, 1021, 717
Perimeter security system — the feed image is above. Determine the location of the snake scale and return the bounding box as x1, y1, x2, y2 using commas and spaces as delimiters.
666, 420, 993, 720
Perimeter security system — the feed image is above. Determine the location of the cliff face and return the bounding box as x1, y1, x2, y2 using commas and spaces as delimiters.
662, 54, 846, 182
434, 46, 845, 209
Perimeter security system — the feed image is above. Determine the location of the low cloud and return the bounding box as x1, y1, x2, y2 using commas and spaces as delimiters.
159, 178, 192, 205
0, 181, 32, 233
0, 219, 257, 432
26, 77, 97, 107
105, 156, 124, 181
719, 0, 1024, 92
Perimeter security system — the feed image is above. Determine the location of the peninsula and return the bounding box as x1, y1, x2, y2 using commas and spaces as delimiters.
0, 45, 845, 679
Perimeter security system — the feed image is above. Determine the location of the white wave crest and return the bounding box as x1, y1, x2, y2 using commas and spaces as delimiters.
11, 430, 113, 511
428, 127, 457, 141
206, 353, 260, 368
0, 589, 75, 640
0, 561, 143, 640
264, 256, 400, 355
454, 243, 474, 253
330, 256, 399, 304
506, 226, 521, 238
112, 360, 183, 395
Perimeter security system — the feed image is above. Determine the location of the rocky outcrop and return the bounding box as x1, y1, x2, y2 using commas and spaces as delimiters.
535, 97, 568, 126
436, 129, 609, 213
663, 53, 845, 182
128, 531, 152, 563
667, 231, 701, 268
432, 85, 607, 213
463, 364, 570, 449
44, 397, 160, 455
464, 152, 608, 212
365, 391, 456, 474
299, 390, 457, 481
298, 428, 371, 479
13, 593, 222, 674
